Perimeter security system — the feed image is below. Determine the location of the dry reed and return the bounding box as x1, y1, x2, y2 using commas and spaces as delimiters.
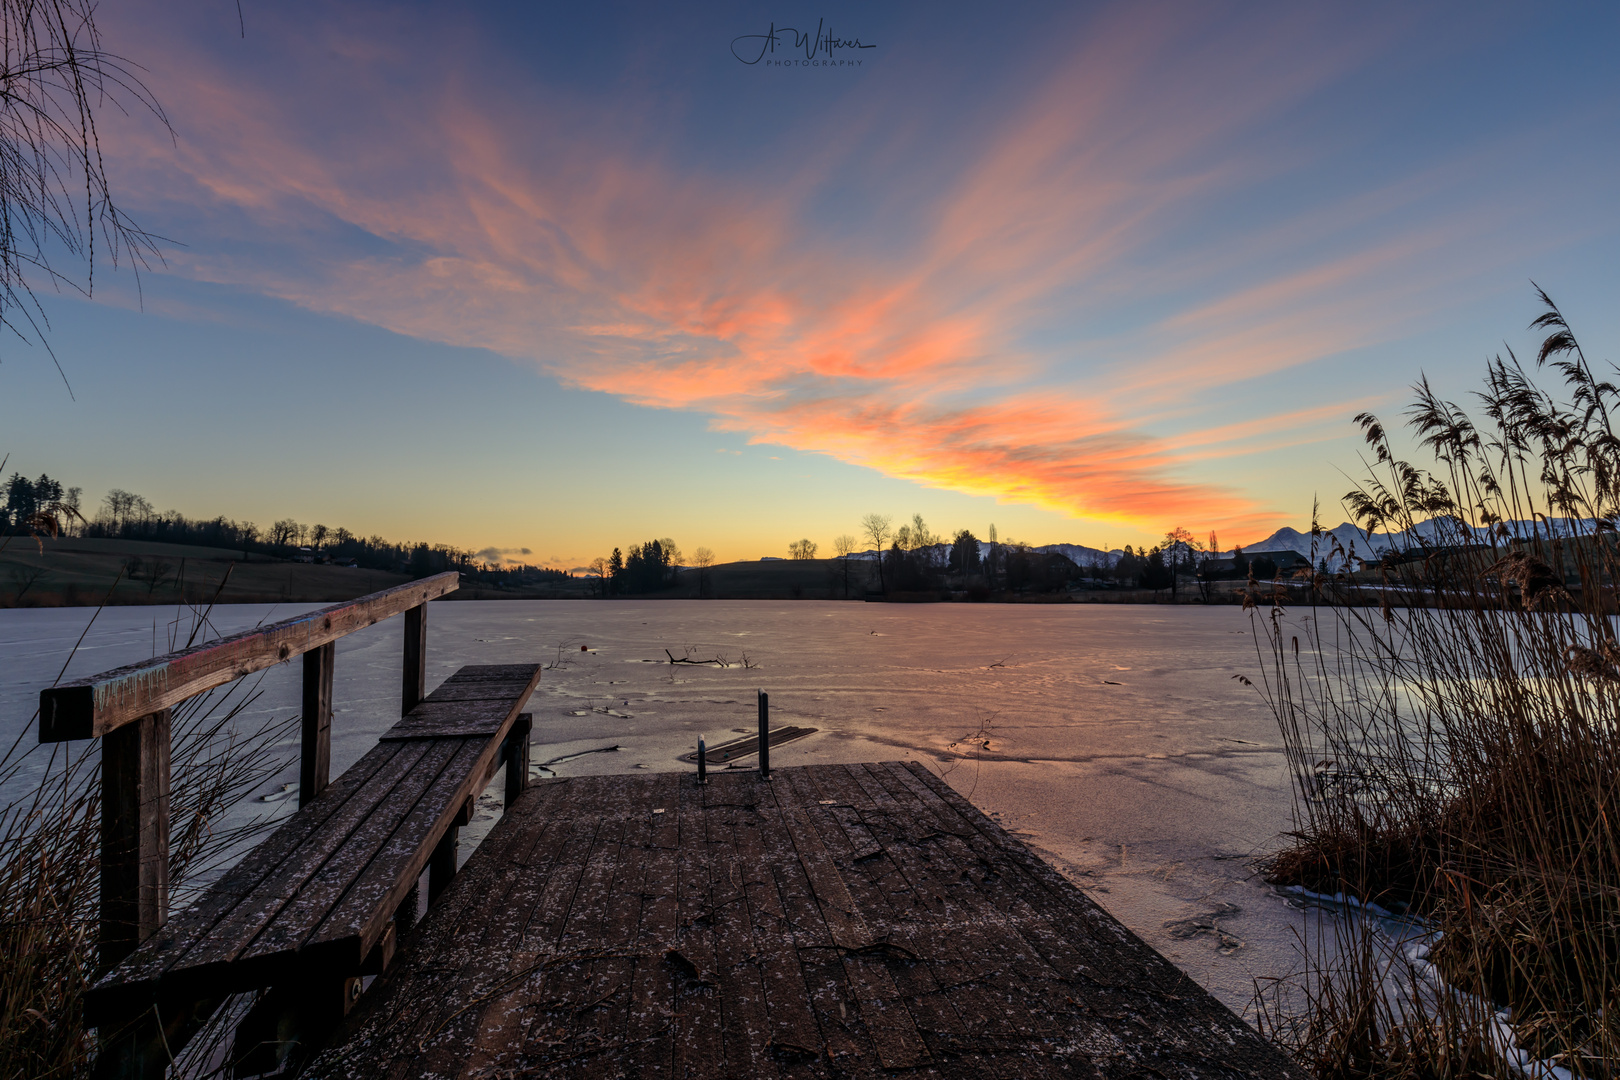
0, 599, 297, 1079
1251, 289, 1618, 1078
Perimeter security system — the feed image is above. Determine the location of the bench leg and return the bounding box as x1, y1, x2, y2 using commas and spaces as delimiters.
93, 994, 217, 1080
504, 713, 531, 808
231, 977, 361, 1078
428, 826, 459, 905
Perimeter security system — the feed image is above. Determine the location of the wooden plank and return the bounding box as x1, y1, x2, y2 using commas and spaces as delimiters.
300, 642, 335, 807
243, 738, 467, 968
380, 665, 540, 741
308, 736, 504, 968
85, 740, 410, 1020
704, 795, 781, 1080
672, 777, 726, 1080
41, 573, 458, 741
441, 663, 547, 681
379, 701, 510, 741
673, 727, 817, 765
402, 603, 426, 716
794, 767, 933, 1070
406, 785, 593, 1076
99, 710, 170, 972
624, 773, 681, 1080
170, 740, 441, 982
419, 681, 532, 703
738, 798, 823, 1066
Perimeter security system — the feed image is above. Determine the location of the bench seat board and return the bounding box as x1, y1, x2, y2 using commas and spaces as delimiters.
381, 702, 512, 741
419, 682, 535, 703
86, 664, 541, 1021
437, 663, 543, 682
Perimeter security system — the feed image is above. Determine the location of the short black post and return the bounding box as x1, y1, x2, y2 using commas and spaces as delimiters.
697, 737, 707, 785
757, 690, 770, 780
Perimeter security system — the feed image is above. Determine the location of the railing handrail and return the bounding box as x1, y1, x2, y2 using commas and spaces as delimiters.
39, 572, 459, 742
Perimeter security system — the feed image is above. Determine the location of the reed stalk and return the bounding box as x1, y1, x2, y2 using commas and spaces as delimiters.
0, 601, 297, 1079
1251, 288, 1619, 1078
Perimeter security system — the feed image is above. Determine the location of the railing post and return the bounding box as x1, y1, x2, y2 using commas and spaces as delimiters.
300, 642, 334, 807
402, 603, 426, 716
758, 690, 770, 780
100, 709, 170, 972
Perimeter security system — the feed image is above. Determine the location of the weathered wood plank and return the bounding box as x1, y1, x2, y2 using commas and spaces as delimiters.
379, 701, 509, 740
705, 797, 781, 1080
380, 665, 540, 741
419, 680, 535, 703
441, 663, 547, 682
735, 793, 822, 1067
231, 739, 460, 970
672, 778, 726, 1080
673, 726, 818, 765
171, 740, 440, 981
41, 573, 458, 741
306, 737, 500, 968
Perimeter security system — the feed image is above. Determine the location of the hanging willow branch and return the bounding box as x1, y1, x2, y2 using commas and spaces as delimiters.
0, 0, 170, 394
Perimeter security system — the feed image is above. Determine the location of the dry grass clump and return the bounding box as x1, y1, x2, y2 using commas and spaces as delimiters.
1251, 289, 1618, 1078
0, 604, 296, 1079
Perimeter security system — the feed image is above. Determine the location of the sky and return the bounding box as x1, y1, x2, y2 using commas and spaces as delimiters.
1, 1, 1617, 569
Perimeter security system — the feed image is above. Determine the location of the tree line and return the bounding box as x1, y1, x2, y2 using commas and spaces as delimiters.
1, 472, 569, 589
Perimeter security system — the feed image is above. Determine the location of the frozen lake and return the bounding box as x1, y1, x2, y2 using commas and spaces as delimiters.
0, 599, 1310, 1018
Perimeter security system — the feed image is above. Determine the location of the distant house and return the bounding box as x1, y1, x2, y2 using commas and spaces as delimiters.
1258, 550, 1312, 573
759, 556, 784, 561
1201, 550, 1313, 578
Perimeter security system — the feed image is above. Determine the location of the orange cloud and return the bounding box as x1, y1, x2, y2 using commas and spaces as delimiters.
94, 3, 1467, 539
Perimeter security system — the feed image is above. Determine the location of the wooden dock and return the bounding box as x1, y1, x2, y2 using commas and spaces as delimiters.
303, 762, 1300, 1079
42, 570, 1300, 1078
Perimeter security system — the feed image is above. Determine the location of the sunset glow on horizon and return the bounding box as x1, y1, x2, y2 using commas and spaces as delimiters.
2, 2, 1617, 567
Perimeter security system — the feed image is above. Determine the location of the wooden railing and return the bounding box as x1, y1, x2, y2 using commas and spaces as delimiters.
37, 572, 460, 970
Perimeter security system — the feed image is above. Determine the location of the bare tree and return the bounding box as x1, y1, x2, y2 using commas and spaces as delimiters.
0, 2, 170, 392
833, 534, 856, 597
788, 538, 817, 560
860, 514, 893, 593
1162, 525, 1195, 600
690, 547, 714, 597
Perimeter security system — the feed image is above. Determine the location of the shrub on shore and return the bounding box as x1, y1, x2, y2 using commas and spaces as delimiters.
1252, 290, 1618, 1078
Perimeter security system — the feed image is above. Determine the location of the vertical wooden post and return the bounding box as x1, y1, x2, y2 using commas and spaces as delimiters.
427, 827, 459, 904
758, 690, 770, 780
504, 713, 531, 808
300, 642, 334, 807
402, 603, 426, 717
100, 709, 170, 972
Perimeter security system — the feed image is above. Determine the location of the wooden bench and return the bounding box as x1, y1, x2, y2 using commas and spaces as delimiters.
84, 662, 541, 1077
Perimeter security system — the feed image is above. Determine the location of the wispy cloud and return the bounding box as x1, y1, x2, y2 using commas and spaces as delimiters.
96, 2, 1529, 536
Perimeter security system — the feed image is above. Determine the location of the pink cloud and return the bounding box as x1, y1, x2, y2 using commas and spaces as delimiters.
92, 3, 1477, 538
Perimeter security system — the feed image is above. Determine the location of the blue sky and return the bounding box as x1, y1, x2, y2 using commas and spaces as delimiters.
1, 1, 1617, 567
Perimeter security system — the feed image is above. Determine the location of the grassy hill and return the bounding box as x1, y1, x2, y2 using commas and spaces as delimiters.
0, 536, 420, 607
